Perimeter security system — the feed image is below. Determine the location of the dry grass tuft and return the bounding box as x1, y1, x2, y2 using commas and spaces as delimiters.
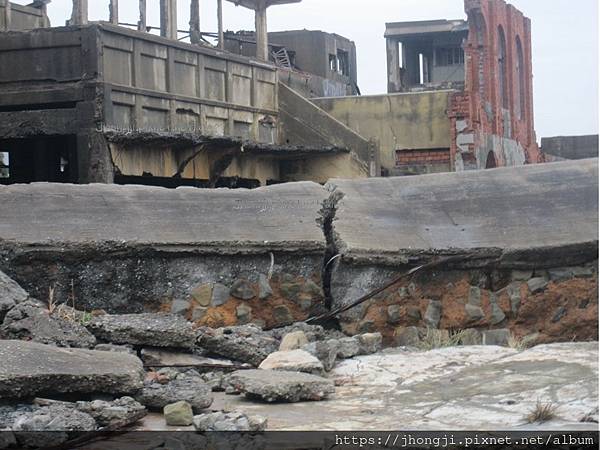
526, 401, 559, 424
417, 328, 469, 351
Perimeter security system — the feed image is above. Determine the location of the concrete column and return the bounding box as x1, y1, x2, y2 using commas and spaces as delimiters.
255, 1, 268, 61
217, 0, 224, 49
160, 0, 177, 40
109, 0, 119, 25
138, 0, 147, 31
1, 0, 11, 31
190, 0, 201, 44
386, 38, 401, 93
70, 0, 88, 25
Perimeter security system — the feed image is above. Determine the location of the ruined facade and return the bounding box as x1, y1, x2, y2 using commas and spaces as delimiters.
0, 0, 375, 187
316, 0, 542, 176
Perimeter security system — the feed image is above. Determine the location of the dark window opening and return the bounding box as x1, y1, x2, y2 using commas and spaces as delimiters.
485, 151, 497, 169
498, 26, 508, 109
337, 49, 350, 76
114, 174, 261, 189
329, 54, 337, 72
0, 136, 78, 185
435, 47, 464, 66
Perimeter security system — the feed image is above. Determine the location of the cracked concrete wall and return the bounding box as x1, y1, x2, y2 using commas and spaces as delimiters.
312, 91, 453, 174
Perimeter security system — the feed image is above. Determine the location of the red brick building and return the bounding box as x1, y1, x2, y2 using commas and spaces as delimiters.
385, 0, 541, 173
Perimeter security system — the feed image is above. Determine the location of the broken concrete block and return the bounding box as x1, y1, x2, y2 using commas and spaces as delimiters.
140, 348, 250, 371
227, 369, 335, 403
135, 376, 213, 412
0, 340, 144, 399
302, 340, 340, 372
258, 274, 273, 300
0, 270, 29, 322
482, 329, 511, 346
424, 300, 442, 328
279, 330, 309, 351
76, 396, 146, 427
1, 301, 97, 348
527, 277, 548, 294
164, 401, 193, 427
230, 279, 256, 300
192, 411, 267, 432
356, 333, 383, 355
87, 313, 196, 349
196, 325, 278, 367
258, 349, 324, 375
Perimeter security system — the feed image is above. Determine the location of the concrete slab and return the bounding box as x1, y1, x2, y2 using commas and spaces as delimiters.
0, 181, 328, 252
328, 159, 598, 264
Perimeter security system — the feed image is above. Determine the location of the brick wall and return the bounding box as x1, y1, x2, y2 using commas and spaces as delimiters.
396, 149, 451, 166
450, 0, 542, 170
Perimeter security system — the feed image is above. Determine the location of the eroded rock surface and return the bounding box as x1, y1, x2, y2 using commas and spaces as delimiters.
258, 350, 324, 375
0, 270, 29, 322
135, 375, 213, 412
193, 411, 267, 432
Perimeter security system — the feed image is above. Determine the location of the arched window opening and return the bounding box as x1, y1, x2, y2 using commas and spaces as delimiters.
485, 151, 497, 169
497, 26, 508, 109
516, 36, 525, 120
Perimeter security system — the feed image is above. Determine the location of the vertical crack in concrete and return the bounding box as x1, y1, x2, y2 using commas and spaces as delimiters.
317, 183, 345, 311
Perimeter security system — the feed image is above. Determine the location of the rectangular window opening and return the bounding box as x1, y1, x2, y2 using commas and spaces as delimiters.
0, 151, 9, 179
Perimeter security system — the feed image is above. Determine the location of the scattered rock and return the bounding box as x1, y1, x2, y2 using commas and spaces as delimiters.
12, 403, 96, 432
505, 282, 522, 315
394, 326, 422, 347
571, 266, 594, 278
259, 349, 324, 375
164, 401, 193, 426
482, 329, 511, 346
235, 304, 252, 324
227, 369, 335, 403
191, 283, 213, 307
1, 301, 97, 348
458, 328, 483, 345
424, 300, 442, 328
302, 340, 340, 372
196, 325, 278, 367
465, 304, 485, 322
357, 319, 376, 334
511, 270, 533, 281
407, 306, 422, 321
272, 305, 294, 326
0, 340, 144, 399
87, 313, 196, 349
336, 337, 361, 359
211, 283, 231, 307
279, 331, 309, 351
269, 323, 342, 343
490, 303, 506, 325
547, 268, 574, 283
356, 333, 383, 355
527, 277, 548, 294
0, 270, 29, 322
192, 411, 267, 432
135, 375, 213, 412
170, 300, 190, 316
468, 286, 481, 306
76, 396, 146, 427
191, 307, 207, 322
258, 274, 273, 300
230, 279, 255, 301
387, 305, 401, 324
552, 306, 567, 323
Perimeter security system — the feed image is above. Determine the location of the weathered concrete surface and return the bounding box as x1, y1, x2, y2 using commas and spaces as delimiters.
210, 343, 598, 430
0, 182, 328, 313
542, 135, 599, 160
0, 340, 145, 399
328, 159, 599, 318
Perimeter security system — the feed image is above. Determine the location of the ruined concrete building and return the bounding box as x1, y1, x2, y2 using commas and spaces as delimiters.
1, 0, 543, 186
315, 0, 543, 175
0, 0, 375, 187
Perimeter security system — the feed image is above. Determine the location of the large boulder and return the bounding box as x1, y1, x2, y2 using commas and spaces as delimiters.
87, 313, 196, 349
135, 375, 213, 412
258, 350, 324, 375
75, 397, 147, 427
1, 301, 97, 348
0, 270, 29, 322
192, 411, 267, 432
196, 325, 278, 367
227, 369, 335, 403
0, 340, 144, 399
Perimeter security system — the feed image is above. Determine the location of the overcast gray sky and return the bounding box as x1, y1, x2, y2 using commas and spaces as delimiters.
15, 0, 598, 139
